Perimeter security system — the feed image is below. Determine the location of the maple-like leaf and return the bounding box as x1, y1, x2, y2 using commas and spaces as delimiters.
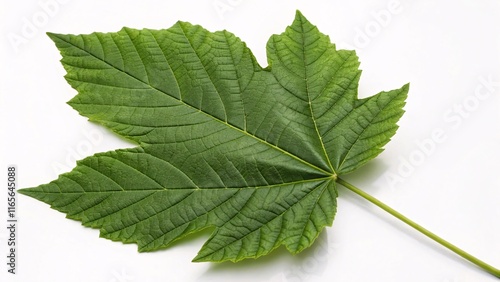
19, 11, 408, 262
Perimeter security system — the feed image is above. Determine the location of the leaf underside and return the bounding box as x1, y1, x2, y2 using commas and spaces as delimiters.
20, 11, 408, 262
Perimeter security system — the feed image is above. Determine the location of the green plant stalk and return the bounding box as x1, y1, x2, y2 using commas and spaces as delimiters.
337, 177, 500, 279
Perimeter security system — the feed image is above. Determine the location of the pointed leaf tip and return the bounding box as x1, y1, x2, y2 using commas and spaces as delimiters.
46, 32, 62, 41
294, 10, 309, 24
17, 188, 29, 196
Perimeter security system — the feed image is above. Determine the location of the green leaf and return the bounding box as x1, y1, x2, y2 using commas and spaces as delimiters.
19, 10, 408, 262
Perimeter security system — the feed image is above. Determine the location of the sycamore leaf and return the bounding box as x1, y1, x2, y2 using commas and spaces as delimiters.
19, 11, 408, 262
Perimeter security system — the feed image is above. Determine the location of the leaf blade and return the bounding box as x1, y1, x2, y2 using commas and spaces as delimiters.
21, 11, 408, 262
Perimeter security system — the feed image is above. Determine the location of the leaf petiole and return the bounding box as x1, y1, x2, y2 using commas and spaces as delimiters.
336, 177, 500, 279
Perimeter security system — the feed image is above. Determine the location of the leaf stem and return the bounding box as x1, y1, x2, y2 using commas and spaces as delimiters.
336, 177, 500, 279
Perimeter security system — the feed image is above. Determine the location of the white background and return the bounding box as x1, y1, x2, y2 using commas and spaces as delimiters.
1, 0, 500, 281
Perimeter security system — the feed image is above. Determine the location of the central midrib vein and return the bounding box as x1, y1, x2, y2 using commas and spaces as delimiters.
298, 20, 336, 177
